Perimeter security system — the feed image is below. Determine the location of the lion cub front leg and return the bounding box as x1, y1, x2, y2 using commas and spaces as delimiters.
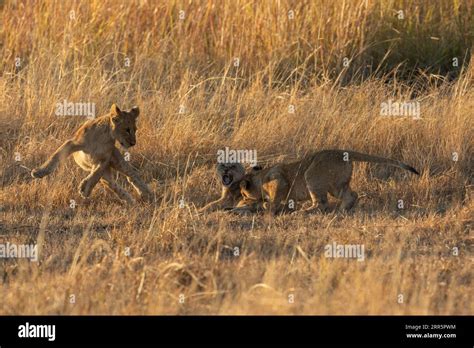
32, 140, 82, 178
111, 149, 152, 201
100, 168, 134, 204
200, 198, 226, 213
79, 161, 110, 198
231, 198, 262, 215
200, 187, 233, 213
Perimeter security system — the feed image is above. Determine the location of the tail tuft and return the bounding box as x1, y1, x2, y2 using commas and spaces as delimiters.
402, 164, 420, 175
31, 168, 47, 178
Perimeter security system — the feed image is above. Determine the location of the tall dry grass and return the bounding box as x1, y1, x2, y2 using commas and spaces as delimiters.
0, 0, 472, 314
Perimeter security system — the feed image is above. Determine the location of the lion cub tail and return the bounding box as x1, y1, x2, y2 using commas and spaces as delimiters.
345, 151, 420, 175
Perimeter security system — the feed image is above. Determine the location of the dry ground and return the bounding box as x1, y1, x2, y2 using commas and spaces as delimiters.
0, 0, 473, 314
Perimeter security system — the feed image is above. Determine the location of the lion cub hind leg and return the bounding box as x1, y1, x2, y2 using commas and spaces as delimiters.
339, 186, 358, 211
303, 164, 330, 213
304, 189, 329, 213
32, 140, 82, 178
100, 169, 134, 204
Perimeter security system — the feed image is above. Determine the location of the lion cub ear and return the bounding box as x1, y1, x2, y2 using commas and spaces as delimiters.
110, 104, 122, 116
130, 106, 140, 118
110, 104, 123, 124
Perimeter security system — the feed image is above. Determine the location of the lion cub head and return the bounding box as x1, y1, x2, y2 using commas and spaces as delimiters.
216, 163, 246, 187
110, 104, 140, 149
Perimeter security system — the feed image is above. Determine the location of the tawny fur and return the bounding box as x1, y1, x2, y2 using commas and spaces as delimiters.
237, 150, 419, 214
31, 104, 152, 203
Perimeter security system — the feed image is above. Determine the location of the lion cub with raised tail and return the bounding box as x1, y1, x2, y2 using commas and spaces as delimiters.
31, 104, 152, 203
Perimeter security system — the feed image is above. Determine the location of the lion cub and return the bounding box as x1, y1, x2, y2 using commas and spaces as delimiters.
237, 150, 419, 214
31, 104, 152, 203
200, 163, 263, 213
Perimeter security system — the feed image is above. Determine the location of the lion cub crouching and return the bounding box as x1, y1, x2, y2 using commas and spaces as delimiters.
31, 104, 152, 204
237, 150, 419, 214
199, 163, 263, 213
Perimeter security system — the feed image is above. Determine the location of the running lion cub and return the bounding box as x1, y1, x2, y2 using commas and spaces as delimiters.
31, 104, 152, 203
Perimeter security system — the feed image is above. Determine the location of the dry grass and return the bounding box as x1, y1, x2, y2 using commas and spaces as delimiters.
0, 0, 472, 315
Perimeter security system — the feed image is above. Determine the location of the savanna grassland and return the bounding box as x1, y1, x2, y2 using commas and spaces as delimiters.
0, 0, 473, 315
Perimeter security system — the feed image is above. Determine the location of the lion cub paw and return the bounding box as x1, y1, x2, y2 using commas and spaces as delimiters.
79, 180, 92, 198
